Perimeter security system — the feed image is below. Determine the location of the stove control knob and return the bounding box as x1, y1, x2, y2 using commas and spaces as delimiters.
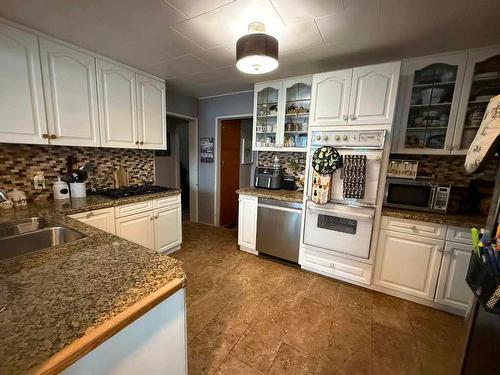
323, 135, 329, 141
315, 135, 321, 141
335, 135, 341, 141
343, 136, 348, 141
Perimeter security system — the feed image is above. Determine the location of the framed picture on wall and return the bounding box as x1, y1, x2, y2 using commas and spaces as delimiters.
200, 137, 214, 163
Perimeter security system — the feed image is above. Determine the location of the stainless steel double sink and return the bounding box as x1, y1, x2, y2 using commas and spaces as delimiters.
0, 217, 86, 261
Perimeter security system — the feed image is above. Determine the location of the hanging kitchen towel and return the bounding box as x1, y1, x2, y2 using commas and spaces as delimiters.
343, 155, 367, 199
465, 94, 500, 174
311, 146, 342, 204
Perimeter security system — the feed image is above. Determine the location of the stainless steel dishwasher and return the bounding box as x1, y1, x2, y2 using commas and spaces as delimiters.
256, 198, 303, 263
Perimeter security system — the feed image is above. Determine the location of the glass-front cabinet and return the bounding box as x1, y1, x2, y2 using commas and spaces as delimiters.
453, 47, 500, 154
253, 76, 312, 152
395, 52, 467, 154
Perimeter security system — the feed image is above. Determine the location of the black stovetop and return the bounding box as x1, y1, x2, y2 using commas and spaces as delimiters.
98, 185, 172, 199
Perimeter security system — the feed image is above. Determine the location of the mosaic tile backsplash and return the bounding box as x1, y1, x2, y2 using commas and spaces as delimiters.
257, 151, 307, 178
0, 144, 154, 199
390, 154, 498, 187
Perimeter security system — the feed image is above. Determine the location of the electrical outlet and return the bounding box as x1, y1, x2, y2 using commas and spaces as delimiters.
34, 173, 45, 190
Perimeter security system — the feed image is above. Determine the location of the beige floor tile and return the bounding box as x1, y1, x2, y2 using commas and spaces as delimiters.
372, 323, 421, 375
283, 298, 334, 355
372, 292, 413, 334
268, 343, 333, 375
231, 309, 291, 373
214, 355, 264, 375
304, 276, 341, 308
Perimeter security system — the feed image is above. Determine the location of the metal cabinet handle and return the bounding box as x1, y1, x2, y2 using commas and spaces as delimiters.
155, 214, 159, 219
135, 141, 139, 145
350, 114, 356, 120
50, 134, 57, 139
140, 141, 144, 145
438, 247, 444, 253
42, 133, 49, 139
343, 115, 348, 121
86, 212, 94, 219
410, 225, 417, 231
149, 215, 154, 221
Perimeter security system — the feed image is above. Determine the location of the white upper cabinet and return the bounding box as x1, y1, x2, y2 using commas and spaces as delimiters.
453, 46, 500, 154
394, 52, 467, 154
136, 74, 166, 150
310, 62, 400, 127
96, 59, 138, 148
254, 81, 283, 151
282, 76, 312, 151
0, 23, 47, 145
310, 69, 351, 126
348, 62, 400, 125
39, 38, 100, 147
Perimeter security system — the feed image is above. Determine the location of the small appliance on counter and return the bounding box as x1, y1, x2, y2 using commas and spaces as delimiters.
254, 155, 284, 190
384, 178, 451, 212
387, 159, 418, 179
53, 177, 70, 200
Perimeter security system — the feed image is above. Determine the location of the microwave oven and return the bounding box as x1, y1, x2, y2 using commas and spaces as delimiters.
384, 178, 451, 212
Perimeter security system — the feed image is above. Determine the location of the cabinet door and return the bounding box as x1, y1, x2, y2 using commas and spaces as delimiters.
348, 62, 401, 125
154, 205, 182, 253
309, 70, 351, 126
435, 241, 472, 311
97, 59, 138, 148
39, 38, 100, 147
374, 230, 444, 300
115, 211, 155, 250
282, 76, 312, 151
253, 81, 283, 151
453, 46, 500, 154
396, 53, 467, 154
136, 74, 166, 150
68, 208, 115, 235
238, 195, 258, 250
0, 23, 48, 144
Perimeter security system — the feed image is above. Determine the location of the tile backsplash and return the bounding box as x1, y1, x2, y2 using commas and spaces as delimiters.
257, 152, 306, 178
390, 154, 498, 186
0, 144, 154, 199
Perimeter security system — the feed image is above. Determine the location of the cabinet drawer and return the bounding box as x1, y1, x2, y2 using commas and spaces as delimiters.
153, 194, 181, 208
381, 216, 446, 239
446, 226, 472, 245
115, 200, 153, 218
301, 251, 372, 285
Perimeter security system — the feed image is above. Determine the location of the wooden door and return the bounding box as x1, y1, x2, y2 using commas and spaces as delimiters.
309, 69, 352, 126
0, 23, 48, 145
115, 211, 155, 250
39, 38, 100, 147
348, 62, 400, 125
220, 119, 241, 227
374, 229, 444, 300
435, 241, 472, 311
154, 205, 182, 253
96, 59, 138, 149
136, 74, 166, 150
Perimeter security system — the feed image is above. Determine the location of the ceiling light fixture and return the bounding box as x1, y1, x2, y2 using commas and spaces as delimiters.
236, 22, 279, 75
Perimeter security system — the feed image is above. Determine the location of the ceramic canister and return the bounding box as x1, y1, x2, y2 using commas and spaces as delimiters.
69, 182, 86, 198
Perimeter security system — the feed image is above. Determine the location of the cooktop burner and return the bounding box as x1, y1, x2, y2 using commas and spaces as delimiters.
98, 185, 172, 199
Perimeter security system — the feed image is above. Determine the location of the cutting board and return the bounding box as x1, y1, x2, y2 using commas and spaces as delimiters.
114, 166, 130, 188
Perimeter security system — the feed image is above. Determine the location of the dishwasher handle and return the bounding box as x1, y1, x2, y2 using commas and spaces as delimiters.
258, 203, 302, 214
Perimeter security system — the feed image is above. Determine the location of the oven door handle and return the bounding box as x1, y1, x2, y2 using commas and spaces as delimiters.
308, 206, 374, 220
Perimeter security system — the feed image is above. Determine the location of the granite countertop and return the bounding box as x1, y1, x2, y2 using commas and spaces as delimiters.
382, 206, 487, 228
0, 190, 185, 375
236, 187, 304, 203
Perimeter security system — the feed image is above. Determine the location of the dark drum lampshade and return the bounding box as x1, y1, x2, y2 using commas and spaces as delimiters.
236, 23, 279, 74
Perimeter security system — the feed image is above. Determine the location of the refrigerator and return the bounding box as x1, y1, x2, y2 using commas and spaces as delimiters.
460, 95, 500, 374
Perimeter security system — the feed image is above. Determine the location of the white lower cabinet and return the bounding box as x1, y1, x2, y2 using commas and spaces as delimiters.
115, 211, 156, 250
154, 205, 182, 253
68, 208, 115, 235
435, 241, 472, 310
238, 195, 258, 253
374, 230, 444, 300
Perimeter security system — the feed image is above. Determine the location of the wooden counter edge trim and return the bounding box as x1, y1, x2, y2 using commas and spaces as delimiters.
31, 278, 184, 375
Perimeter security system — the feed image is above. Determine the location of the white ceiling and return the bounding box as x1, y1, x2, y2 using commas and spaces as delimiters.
1, 0, 499, 98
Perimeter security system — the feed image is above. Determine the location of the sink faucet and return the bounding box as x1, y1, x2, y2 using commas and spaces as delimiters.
0, 190, 7, 203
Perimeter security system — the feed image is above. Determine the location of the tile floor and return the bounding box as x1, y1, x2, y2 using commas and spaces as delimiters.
171, 223, 465, 375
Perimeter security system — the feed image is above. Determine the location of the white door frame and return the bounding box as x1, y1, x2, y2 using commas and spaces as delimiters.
167, 111, 199, 223
214, 114, 253, 226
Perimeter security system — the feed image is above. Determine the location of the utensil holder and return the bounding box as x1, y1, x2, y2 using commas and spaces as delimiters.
466, 251, 500, 315
70, 182, 86, 198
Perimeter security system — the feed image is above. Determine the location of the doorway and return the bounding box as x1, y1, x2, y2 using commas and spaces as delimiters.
155, 113, 198, 222
215, 115, 254, 227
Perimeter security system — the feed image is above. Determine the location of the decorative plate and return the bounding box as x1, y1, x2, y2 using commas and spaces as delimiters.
312, 146, 342, 174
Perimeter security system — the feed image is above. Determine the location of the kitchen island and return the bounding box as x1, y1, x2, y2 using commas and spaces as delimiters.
0, 191, 186, 374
